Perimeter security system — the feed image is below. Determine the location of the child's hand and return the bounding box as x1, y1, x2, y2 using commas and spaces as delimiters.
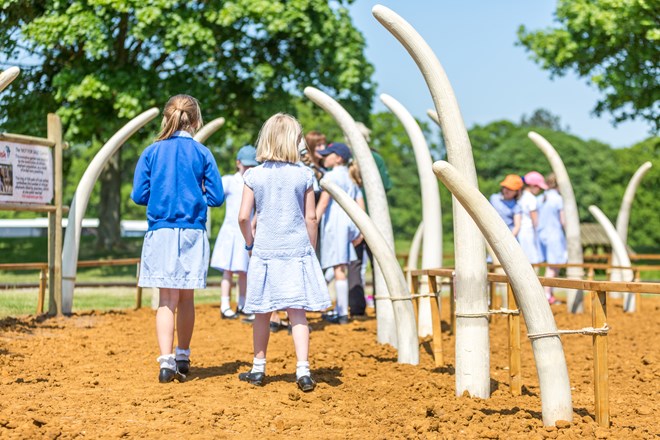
352, 235, 364, 247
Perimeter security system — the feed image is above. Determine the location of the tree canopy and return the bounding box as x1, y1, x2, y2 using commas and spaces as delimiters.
0, 0, 374, 249
518, 0, 660, 132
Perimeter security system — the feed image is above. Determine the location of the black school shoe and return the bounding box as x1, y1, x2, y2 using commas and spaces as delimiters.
238, 371, 265, 386
158, 367, 186, 383
176, 359, 190, 375
296, 375, 316, 392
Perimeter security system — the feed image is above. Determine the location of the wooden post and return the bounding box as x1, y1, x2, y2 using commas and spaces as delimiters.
633, 269, 641, 313
410, 273, 420, 334
47, 114, 63, 316
584, 267, 595, 314
592, 290, 609, 427
47, 211, 56, 314
489, 280, 496, 310
37, 266, 47, 314
507, 283, 522, 396
135, 262, 143, 310
449, 273, 456, 335
428, 275, 443, 367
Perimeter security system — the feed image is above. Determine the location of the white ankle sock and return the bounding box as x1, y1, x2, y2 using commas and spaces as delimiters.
157, 354, 176, 370
335, 279, 348, 317
296, 361, 310, 379
251, 357, 266, 374
238, 295, 246, 310
221, 296, 231, 312
175, 346, 190, 361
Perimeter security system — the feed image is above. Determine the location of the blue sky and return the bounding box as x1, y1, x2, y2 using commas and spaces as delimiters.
347, 1, 651, 148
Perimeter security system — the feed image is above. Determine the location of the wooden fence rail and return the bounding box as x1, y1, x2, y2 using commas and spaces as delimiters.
406, 267, 660, 428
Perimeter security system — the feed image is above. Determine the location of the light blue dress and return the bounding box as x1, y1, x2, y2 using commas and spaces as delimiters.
242, 162, 331, 313
517, 190, 542, 264
319, 166, 362, 269
210, 172, 250, 272
537, 189, 567, 264
489, 192, 521, 231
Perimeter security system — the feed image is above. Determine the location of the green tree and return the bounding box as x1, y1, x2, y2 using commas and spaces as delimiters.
518, 0, 660, 131
0, 0, 374, 250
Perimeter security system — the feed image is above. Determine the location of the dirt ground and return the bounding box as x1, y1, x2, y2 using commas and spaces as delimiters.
0, 295, 658, 439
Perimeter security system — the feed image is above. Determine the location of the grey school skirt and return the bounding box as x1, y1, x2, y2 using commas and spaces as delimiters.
138, 228, 210, 289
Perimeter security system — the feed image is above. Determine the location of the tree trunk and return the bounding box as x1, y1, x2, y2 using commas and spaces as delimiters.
97, 150, 122, 251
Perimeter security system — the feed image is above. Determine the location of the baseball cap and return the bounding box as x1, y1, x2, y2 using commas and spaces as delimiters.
523, 171, 548, 190
236, 145, 258, 167
499, 174, 523, 191
318, 142, 352, 162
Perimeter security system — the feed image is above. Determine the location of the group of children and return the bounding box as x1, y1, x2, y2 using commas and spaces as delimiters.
489, 171, 567, 304
132, 95, 361, 391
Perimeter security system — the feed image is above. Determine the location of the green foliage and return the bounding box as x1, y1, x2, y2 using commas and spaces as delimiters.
0, 0, 375, 244
518, 0, 660, 131
468, 119, 658, 249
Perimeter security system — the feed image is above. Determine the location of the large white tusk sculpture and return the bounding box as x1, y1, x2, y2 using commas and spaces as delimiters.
321, 179, 419, 365
433, 160, 573, 425
588, 205, 635, 312
194, 117, 226, 234
304, 86, 398, 347
0, 66, 20, 93
610, 162, 652, 295
406, 221, 424, 285
426, 109, 440, 127
194, 117, 226, 143
615, 161, 652, 249
528, 131, 584, 313
381, 93, 442, 337
61, 108, 160, 314
373, 4, 490, 398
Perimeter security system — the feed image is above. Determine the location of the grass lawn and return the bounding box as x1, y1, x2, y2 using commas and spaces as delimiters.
0, 286, 223, 318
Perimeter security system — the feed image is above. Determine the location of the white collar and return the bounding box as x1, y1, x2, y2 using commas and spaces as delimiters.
173, 130, 192, 138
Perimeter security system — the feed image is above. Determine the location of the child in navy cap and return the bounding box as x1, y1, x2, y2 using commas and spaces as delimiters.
210, 145, 258, 319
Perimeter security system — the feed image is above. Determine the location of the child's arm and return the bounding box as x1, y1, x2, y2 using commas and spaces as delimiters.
238, 184, 255, 251
512, 213, 521, 237
304, 187, 318, 248
315, 191, 330, 222
204, 152, 225, 207
130, 152, 151, 206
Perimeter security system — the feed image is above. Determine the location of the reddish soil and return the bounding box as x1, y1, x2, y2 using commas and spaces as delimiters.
0, 296, 658, 439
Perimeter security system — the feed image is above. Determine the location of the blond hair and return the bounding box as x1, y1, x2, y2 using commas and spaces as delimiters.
156, 94, 203, 141
256, 113, 303, 163
546, 173, 558, 189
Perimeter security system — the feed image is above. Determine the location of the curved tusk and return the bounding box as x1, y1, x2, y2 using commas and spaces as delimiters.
373, 4, 489, 398
615, 161, 652, 246
304, 85, 398, 347
194, 117, 226, 234
61, 108, 160, 314
588, 205, 635, 312
194, 117, 226, 143
381, 93, 442, 337
433, 160, 573, 426
321, 179, 419, 365
426, 109, 440, 127
0, 66, 20, 93
407, 221, 424, 272
528, 131, 584, 313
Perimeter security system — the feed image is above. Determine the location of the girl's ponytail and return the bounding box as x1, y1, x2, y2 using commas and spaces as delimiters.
348, 159, 363, 187
156, 95, 203, 141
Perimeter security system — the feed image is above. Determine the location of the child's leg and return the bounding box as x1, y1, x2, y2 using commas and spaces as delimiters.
237, 271, 247, 311
157, 288, 180, 356
253, 312, 271, 359
287, 308, 309, 365
176, 289, 195, 350
220, 270, 234, 314
544, 266, 557, 300
334, 264, 349, 317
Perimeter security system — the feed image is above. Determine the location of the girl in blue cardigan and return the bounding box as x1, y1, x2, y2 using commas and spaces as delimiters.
131, 94, 225, 383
